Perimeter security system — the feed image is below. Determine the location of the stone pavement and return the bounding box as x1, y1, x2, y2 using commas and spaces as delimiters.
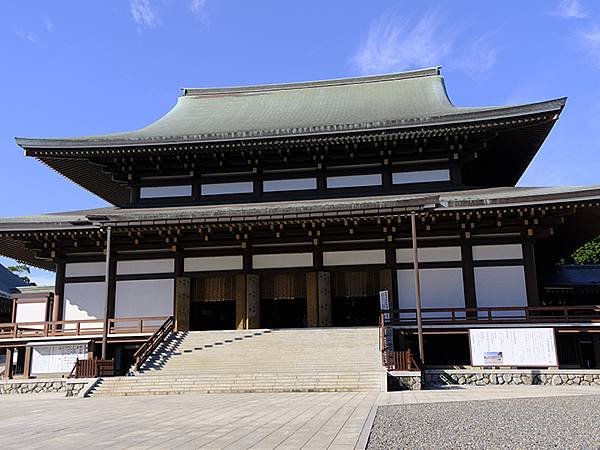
1, 385, 599, 449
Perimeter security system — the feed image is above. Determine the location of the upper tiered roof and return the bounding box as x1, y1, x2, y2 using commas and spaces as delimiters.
15, 67, 565, 149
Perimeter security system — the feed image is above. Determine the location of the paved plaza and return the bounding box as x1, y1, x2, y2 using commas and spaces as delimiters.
0, 386, 599, 449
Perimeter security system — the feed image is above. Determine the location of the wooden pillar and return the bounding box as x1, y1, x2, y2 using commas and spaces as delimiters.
246, 274, 260, 329
235, 274, 247, 330
23, 346, 32, 379
107, 257, 117, 319
461, 243, 477, 310
4, 348, 13, 380
379, 268, 393, 297
174, 277, 191, 332
53, 260, 66, 322
306, 272, 319, 327
317, 272, 332, 327
523, 239, 540, 307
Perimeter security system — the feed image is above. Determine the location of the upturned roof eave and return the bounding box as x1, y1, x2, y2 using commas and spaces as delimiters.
15, 97, 567, 152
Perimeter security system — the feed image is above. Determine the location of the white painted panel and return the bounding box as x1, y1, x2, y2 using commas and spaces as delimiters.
323, 249, 386, 266
15, 302, 46, 324
252, 253, 313, 269
184, 255, 243, 272
65, 262, 105, 278
469, 328, 557, 367
117, 258, 175, 275
115, 279, 174, 320
473, 244, 523, 261
201, 181, 253, 195
396, 246, 462, 263
397, 268, 465, 318
31, 343, 88, 375
63, 282, 105, 328
393, 169, 450, 184
263, 178, 317, 192
140, 185, 192, 199
474, 266, 527, 317
326, 174, 382, 188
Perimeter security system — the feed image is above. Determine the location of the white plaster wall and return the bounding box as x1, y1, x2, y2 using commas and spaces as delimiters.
474, 266, 527, 317
396, 246, 462, 263
184, 255, 243, 272
114, 279, 174, 319
263, 178, 317, 192
393, 169, 450, 184
201, 181, 253, 195
65, 262, 105, 278
323, 249, 386, 266
117, 258, 175, 275
397, 268, 465, 318
139, 185, 192, 199
326, 174, 382, 188
252, 253, 313, 269
63, 282, 106, 327
15, 302, 46, 324
473, 244, 523, 261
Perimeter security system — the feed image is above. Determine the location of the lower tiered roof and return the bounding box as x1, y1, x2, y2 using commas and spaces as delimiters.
1, 186, 600, 270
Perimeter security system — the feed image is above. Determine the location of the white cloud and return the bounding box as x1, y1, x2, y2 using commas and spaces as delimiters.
130, 0, 159, 28
578, 28, 600, 68
552, 0, 588, 19
351, 11, 454, 75
190, 0, 208, 16
15, 29, 38, 44
45, 18, 55, 32
351, 10, 496, 78
452, 35, 497, 79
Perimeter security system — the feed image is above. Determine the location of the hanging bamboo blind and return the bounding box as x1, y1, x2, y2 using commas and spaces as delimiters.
333, 271, 379, 298
260, 274, 306, 300
191, 276, 234, 302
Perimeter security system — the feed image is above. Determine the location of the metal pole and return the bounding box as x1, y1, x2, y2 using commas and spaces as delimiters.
411, 212, 425, 366
101, 226, 112, 360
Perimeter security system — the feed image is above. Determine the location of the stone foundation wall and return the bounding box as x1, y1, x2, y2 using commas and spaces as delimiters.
388, 371, 422, 391
0, 379, 91, 397
426, 369, 600, 387
388, 369, 600, 391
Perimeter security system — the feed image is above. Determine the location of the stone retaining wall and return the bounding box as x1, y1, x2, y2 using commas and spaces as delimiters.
0, 379, 91, 397
388, 369, 600, 391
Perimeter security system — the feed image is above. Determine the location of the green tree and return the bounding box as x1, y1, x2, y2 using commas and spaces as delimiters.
7, 264, 32, 284
571, 236, 600, 265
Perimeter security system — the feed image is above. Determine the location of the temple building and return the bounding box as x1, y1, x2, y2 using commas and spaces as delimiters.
1, 67, 600, 385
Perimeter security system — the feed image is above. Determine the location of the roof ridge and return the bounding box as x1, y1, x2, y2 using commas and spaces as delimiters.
181, 67, 441, 97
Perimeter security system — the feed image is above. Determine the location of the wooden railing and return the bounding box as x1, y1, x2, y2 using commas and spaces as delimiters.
386, 349, 420, 371
132, 316, 174, 372
69, 358, 115, 378
0, 316, 170, 340
381, 305, 600, 327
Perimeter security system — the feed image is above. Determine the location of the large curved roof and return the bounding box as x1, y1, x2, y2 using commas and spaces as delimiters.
16, 67, 565, 149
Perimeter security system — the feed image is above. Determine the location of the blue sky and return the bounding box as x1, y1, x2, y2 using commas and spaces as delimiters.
1, 0, 600, 283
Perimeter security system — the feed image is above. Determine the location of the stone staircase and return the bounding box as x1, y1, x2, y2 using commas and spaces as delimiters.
90, 327, 385, 396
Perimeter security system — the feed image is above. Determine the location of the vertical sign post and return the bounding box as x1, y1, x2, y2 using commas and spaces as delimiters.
379, 290, 394, 358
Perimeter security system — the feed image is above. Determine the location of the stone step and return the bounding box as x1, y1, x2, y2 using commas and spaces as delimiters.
92, 327, 383, 397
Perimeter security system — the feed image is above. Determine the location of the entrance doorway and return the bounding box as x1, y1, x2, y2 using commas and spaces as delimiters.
260, 273, 307, 328
332, 271, 380, 326
190, 276, 236, 330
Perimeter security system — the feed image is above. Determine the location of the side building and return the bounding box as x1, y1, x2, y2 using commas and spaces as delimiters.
1, 67, 599, 380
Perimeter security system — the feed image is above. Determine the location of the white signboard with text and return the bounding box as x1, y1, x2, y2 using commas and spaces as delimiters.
31, 342, 89, 375
469, 328, 557, 367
